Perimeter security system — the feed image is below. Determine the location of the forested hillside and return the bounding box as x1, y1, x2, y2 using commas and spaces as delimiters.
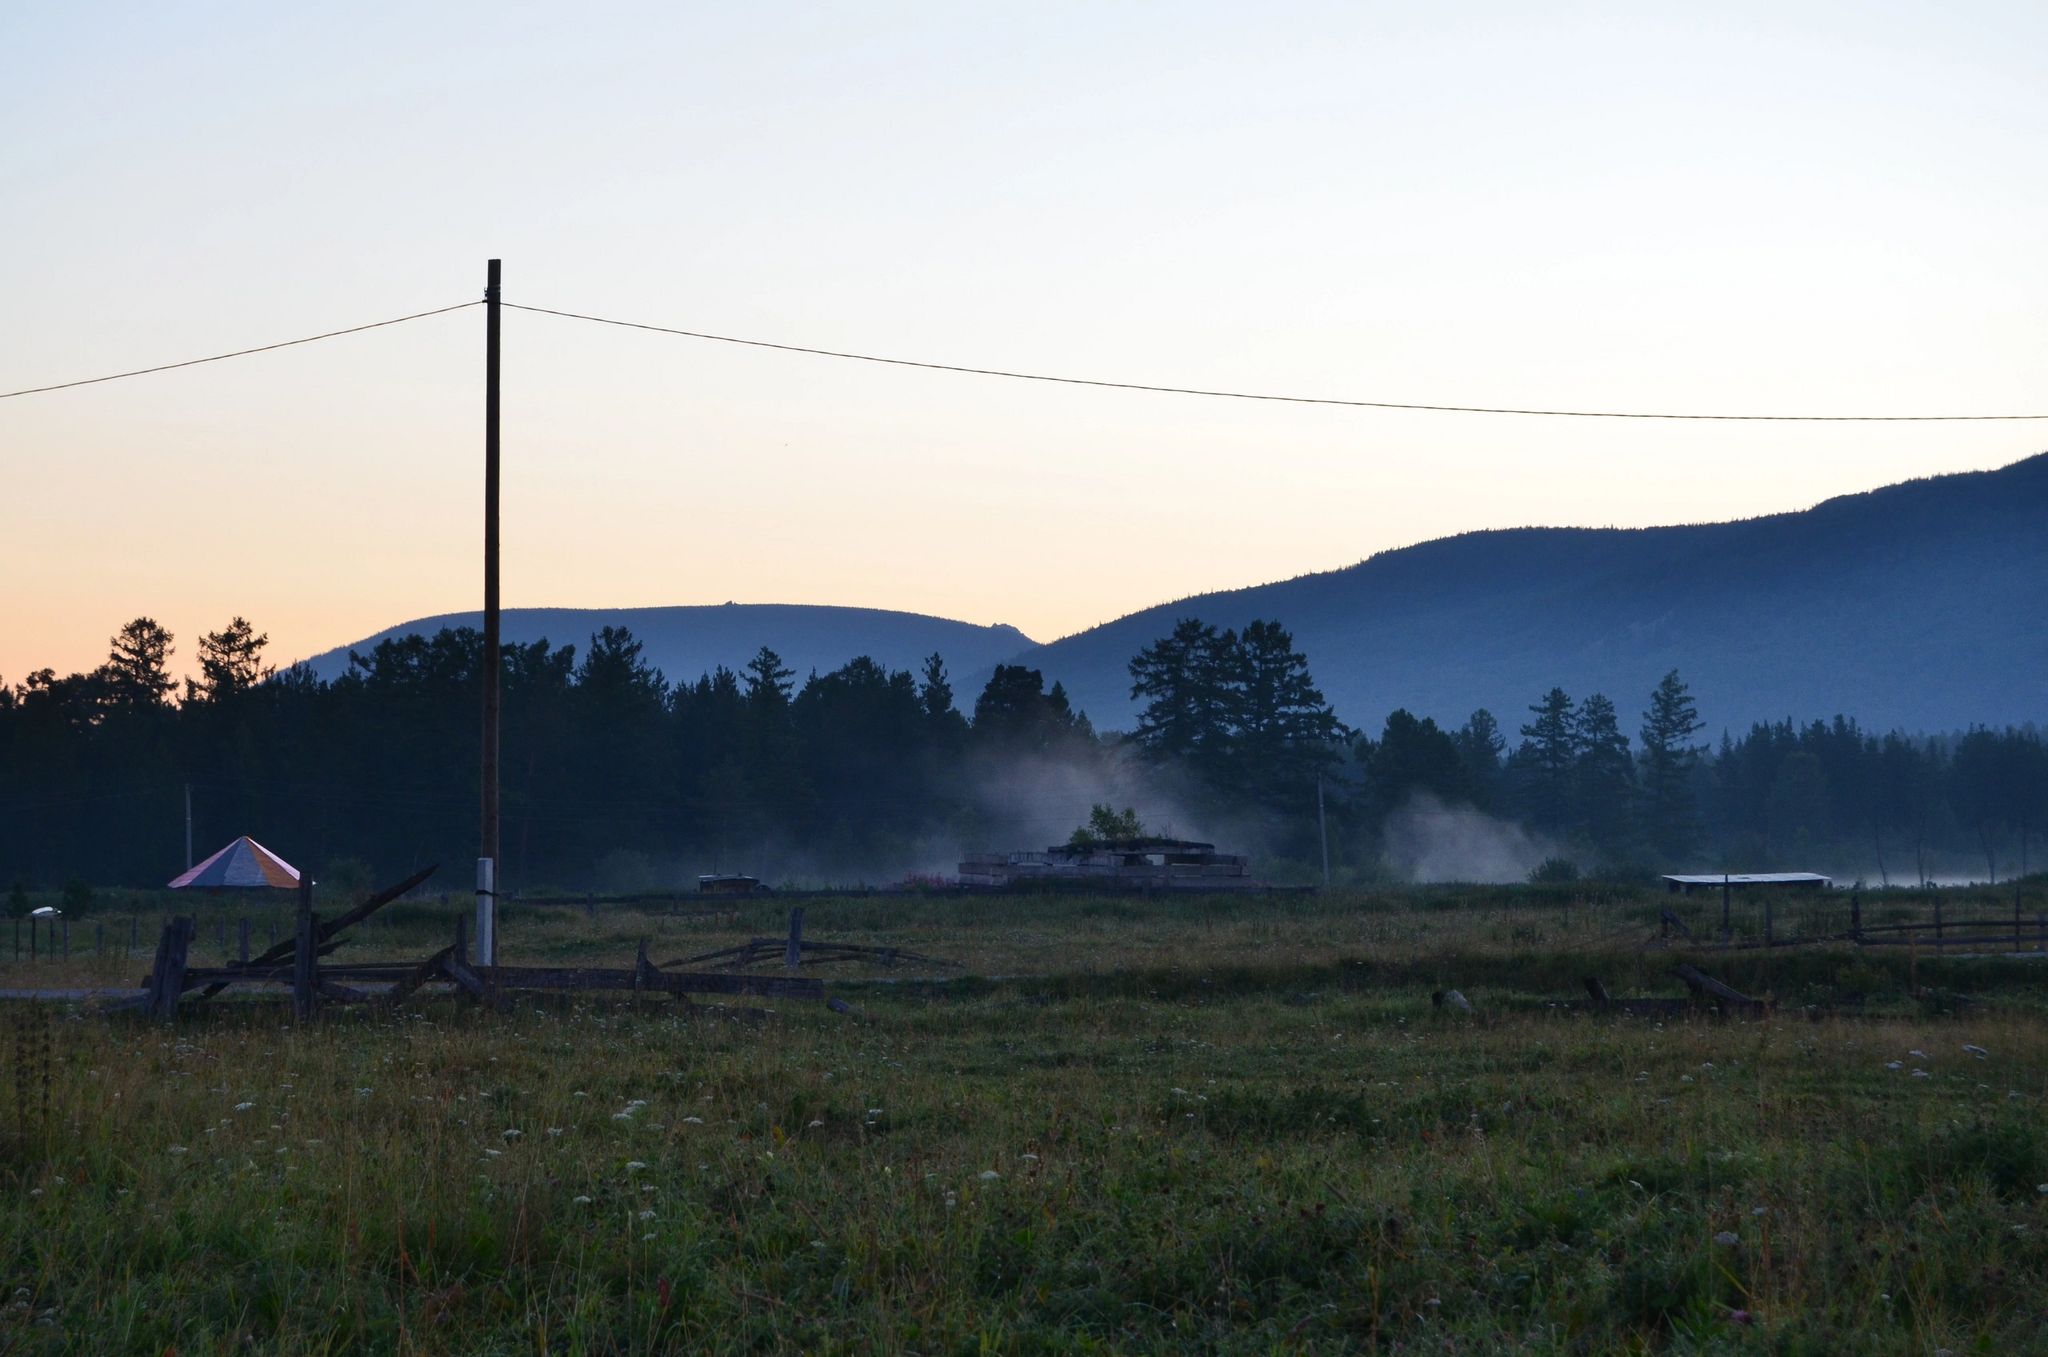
1006, 452, 2048, 734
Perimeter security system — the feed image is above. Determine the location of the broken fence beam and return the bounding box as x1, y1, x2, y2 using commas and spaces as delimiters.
441, 952, 505, 1011
381, 946, 457, 1008
1583, 977, 1612, 1007
1658, 908, 1694, 940
478, 965, 825, 1001
1673, 964, 1766, 1014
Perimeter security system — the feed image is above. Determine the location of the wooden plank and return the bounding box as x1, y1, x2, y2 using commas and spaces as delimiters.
379, 946, 456, 1008
479, 965, 824, 1000
1674, 964, 1765, 1015
442, 952, 506, 1011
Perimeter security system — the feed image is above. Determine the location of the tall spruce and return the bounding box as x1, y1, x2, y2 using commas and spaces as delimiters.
1572, 693, 1636, 856
1517, 688, 1579, 834
1638, 670, 1704, 862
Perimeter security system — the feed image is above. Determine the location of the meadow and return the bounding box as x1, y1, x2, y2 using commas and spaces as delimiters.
2, 883, 2046, 1354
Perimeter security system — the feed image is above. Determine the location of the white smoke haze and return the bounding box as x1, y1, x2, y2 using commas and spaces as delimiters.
941, 744, 1215, 866
1381, 792, 1556, 884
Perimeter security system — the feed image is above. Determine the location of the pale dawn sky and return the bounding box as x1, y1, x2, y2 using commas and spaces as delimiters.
3, 2, 2044, 685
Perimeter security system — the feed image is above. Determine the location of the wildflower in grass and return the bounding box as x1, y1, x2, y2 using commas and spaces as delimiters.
234, 1102, 254, 1112
502, 1128, 521, 1140
573, 1196, 592, 1204
638, 1209, 655, 1220
545, 1127, 563, 1136
980, 1171, 1000, 1181
682, 1117, 703, 1125
626, 1161, 647, 1171
167, 1147, 187, 1156
1714, 1232, 1740, 1247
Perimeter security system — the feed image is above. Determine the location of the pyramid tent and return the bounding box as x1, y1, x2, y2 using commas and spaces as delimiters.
168, 836, 301, 889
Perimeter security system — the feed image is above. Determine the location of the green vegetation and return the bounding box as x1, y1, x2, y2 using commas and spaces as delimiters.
3, 885, 2048, 1352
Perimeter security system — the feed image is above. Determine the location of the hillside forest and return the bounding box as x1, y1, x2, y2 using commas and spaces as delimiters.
1, 615, 2043, 893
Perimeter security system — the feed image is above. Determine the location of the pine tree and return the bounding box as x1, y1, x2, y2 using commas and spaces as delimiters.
1127, 619, 1233, 765
189, 617, 273, 701
96, 617, 176, 707
1454, 709, 1505, 809
1517, 688, 1578, 834
1572, 692, 1636, 855
1638, 670, 1704, 862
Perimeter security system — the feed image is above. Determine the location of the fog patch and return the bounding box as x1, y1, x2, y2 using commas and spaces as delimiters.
1382, 792, 1553, 884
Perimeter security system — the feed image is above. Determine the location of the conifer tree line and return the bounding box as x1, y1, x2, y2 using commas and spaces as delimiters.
1, 614, 2042, 889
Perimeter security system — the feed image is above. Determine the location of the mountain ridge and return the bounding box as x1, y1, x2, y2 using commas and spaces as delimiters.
998, 453, 2048, 735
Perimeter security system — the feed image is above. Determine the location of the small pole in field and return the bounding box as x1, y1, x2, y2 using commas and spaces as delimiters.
1764, 896, 1772, 948
96, 922, 103, 957
131, 916, 138, 953
239, 917, 250, 965
1721, 874, 1732, 943
62, 918, 69, 962
786, 907, 804, 971
1850, 891, 1861, 944
1934, 896, 1943, 953
1316, 775, 1330, 888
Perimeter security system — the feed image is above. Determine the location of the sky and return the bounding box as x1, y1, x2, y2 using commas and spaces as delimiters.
3, 1, 2045, 686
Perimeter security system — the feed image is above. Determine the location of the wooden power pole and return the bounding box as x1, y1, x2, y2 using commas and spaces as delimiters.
478, 259, 502, 967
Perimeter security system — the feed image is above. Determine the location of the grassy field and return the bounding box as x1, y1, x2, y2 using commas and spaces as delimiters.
2, 885, 2047, 1354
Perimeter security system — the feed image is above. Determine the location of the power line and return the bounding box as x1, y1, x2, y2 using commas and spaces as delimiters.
504, 301, 2048, 422
0, 301, 481, 401
5, 291, 2041, 421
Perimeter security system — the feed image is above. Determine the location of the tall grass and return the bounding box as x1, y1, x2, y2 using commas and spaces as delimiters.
0, 886, 2045, 1352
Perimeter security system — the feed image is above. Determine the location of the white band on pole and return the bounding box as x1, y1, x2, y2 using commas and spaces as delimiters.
476, 857, 496, 967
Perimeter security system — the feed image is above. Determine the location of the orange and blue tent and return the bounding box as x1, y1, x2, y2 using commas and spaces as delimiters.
168, 836, 301, 889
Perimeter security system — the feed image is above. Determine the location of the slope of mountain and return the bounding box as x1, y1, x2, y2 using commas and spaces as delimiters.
1002, 453, 2048, 736
300, 604, 1037, 688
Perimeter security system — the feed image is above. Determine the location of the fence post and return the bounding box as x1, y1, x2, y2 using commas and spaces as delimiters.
1764, 897, 1773, 948
95, 922, 103, 958
786, 907, 805, 971
1722, 876, 1731, 943
130, 916, 138, 953
62, 918, 69, 962
1934, 896, 1943, 953
1850, 891, 1861, 945
239, 918, 249, 965
150, 917, 194, 1022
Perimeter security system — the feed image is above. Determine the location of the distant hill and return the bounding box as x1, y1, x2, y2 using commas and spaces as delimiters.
1000, 453, 2048, 736
300, 604, 1038, 688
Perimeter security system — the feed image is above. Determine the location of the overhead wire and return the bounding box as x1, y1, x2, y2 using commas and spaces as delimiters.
0, 300, 481, 401
1, 291, 2041, 420
503, 301, 2048, 422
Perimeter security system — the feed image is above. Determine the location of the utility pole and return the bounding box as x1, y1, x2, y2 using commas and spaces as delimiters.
477, 259, 502, 968
183, 783, 192, 871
